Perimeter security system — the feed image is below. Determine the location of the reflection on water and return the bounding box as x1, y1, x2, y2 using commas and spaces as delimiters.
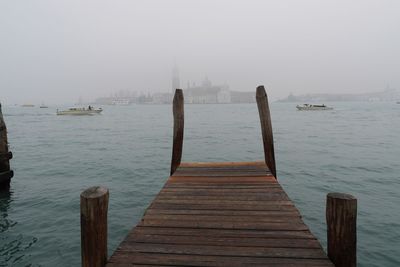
0, 190, 13, 233
1, 189, 38, 266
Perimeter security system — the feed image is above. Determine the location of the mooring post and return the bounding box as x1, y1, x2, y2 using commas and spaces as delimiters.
256, 86, 276, 178
326, 193, 357, 267
170, 89, 184, 175
0, 103, 14, 189
80, 186, 109, 267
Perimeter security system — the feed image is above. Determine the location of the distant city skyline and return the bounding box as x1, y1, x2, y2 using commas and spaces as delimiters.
1, 1, 399, 105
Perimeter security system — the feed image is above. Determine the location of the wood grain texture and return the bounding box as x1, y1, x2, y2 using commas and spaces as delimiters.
107, 162, 333, 266
170, 89, 184, 175
326, 193, 357, 267
81, 186, 109, 267
0, 103, 13, 188
256, 85, 277, 178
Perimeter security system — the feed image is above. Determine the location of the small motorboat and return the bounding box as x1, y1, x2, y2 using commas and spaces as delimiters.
40, 102, 49, 108
56, 106, 102, 115
296, 104, 333, 111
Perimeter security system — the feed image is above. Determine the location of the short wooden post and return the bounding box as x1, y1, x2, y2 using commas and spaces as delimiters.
170, 89, 184, 175
326, 193, 357, 267
256, 85, 276, 178
0, 103, 14, 189
81, 186, 109, 267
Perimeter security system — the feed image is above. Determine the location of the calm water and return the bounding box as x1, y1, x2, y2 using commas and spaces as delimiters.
1, 102, 399, 266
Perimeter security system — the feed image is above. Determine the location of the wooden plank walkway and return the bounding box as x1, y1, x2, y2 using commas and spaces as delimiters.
107, 161, 334, 267
81, 87, 355, 266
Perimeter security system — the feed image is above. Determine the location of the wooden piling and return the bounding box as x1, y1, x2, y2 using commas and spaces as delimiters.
0, 103, 14, 189
81, 186, 109, 267
170, 89, 184, 175
256, 86, 276, 178
326, 193, 357, 267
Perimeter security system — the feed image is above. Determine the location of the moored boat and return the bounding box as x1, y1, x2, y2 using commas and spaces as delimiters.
56, 106, 102, 115
296, 104, 333, 111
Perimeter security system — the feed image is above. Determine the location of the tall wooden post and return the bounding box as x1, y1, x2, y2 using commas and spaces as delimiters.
0, 103, 14, 189
256, 86, 276, 178
170, 89, 184, 175
81, 186, 109, 267
326, 193, 357, 267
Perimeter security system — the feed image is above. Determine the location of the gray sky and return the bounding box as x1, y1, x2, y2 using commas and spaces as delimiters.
1, 0, 399, 104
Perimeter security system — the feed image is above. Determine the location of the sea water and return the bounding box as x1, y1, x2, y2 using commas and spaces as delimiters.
0, 102, 399, 266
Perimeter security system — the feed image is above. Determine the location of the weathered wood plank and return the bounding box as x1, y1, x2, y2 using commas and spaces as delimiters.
149, 203, 298, 211
144, 209, 301, 217
173, 166, 270, 172
142, 214, 300, 222
108, 253, 334, 266
162, 185, 284, 190
158, 192, 286, 197
155, 194, 289, 201
107, 162, 332, 266
179, 161, 266, 167
164, 182, 282, 190
0, 103, 13, 188
177, 165, 270, 171
167, 176, 277, 183
114, 243, 328, 259
81, 186, 109, 267
138, 220, 308, 230
170, 89, 184, 175
326, 193, 357, 267
256, 85, 277, 178
131, 227, 316, 239
123, 234, 322, 248
172, 171, 271, 177
152, 198, 293, 205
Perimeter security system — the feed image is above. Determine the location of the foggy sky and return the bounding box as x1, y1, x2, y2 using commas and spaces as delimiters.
1, 0, 399, 104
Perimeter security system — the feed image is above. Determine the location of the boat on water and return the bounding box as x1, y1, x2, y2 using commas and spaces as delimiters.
296, 104, 333, 111
21, 104, 35, 107
40, 102, 48, 108
56, 106, 102, 115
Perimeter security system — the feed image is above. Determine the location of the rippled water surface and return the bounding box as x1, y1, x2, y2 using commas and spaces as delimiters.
1, 103, 399, 266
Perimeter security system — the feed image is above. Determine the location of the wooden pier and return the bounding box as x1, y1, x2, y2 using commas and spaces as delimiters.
81, 86, 357, 267
0, 103, 14, 189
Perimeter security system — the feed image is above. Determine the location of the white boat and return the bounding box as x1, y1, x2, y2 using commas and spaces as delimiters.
56, 106, 102, 115
40, 102, 48, 108
296, 104, 333, 111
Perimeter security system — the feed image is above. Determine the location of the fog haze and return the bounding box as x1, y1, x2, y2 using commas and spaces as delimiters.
1, 0, 399, 104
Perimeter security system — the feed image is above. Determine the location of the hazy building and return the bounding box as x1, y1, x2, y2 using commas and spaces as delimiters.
95, 90, 137, 105
184, 77, 231, 104
278, 85, 400, 102
95, 96, 137, 105
152, 92, 173, 104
